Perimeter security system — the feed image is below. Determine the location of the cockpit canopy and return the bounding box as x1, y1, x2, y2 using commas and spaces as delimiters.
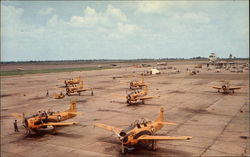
119, 118, 152, 137
130, 118, 151, 127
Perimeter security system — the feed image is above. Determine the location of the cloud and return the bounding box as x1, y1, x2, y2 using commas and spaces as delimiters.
136, 1, 193, 14
70, 5, 128, 27
70, 7, 108, 27
39, 8, 54, 15
1, 4, 23, 24
1, 4, 25, 37
117, 22, 139, 33
68, 5, 140, 38
137, 1, 166, 14
106, 4, 127, 22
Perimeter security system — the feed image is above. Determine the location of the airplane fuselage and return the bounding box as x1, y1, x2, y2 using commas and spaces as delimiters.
25, 112, 77, 130
120, 122, 164, 146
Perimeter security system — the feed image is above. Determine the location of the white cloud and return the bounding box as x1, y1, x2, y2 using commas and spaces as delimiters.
136, 1, 193, 14
137, 1, 166, 14
1, 4, 23, 24
70, 5, 128, 27
117, 22, 138, 33
84, 7, 97, 16
70, 7, 108, 27
39, 8, 54, 15
68, 5, 140, 38
1, 4, 25, 37
106, 4, 127, 22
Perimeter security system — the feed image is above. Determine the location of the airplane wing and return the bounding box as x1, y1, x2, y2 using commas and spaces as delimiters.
42, 122, 78, 126
77, 88, 90, 92
212, 86, 222, 89
139, 96, 160, 100
157, 122, 177, 125
228, 87, 241, 90
138, 135, 192, 141
94, 123, 122, 136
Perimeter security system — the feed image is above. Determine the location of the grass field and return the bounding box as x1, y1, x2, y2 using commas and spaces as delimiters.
0, 66, 116, 76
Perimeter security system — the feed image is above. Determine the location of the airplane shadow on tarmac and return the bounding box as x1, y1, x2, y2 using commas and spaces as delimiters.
100, 136, 192, 156
204, 90, 246, 96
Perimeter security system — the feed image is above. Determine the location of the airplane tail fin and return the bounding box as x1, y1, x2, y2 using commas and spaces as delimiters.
143, 85, 148, 94
80, 81, 83, 88
66, 101, 77, 112
155, 107, 164, 122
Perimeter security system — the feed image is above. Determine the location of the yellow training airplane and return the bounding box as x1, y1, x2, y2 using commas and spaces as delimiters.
212, 80, 242, 94
129, 75, 148, 89
66, 81, 93, 96
12, 101, 78, 134
64, 76, 81, 87
113, 86, 159, 105
126, 86, 159, 105
94, 107, 191, 154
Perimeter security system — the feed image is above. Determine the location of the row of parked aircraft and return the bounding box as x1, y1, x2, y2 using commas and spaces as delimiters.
11, 74, 244, 154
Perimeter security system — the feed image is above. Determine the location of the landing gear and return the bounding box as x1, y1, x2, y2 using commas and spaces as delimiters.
52, 127, 58, 135
151, 140, 157, 151
127, 100, 132, 105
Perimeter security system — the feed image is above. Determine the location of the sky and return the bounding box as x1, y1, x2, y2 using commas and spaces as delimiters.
1, 1, 249, 61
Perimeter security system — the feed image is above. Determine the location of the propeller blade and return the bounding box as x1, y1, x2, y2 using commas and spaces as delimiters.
121, 141, 125, 154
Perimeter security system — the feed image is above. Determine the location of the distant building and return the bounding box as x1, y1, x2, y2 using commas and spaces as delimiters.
209, 53, 217, 63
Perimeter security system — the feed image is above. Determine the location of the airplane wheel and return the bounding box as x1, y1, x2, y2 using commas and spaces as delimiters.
57, 115, 62, 121
151, 140, 157, 151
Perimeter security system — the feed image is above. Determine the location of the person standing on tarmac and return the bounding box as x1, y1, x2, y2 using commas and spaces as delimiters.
13, 120, 19, 132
